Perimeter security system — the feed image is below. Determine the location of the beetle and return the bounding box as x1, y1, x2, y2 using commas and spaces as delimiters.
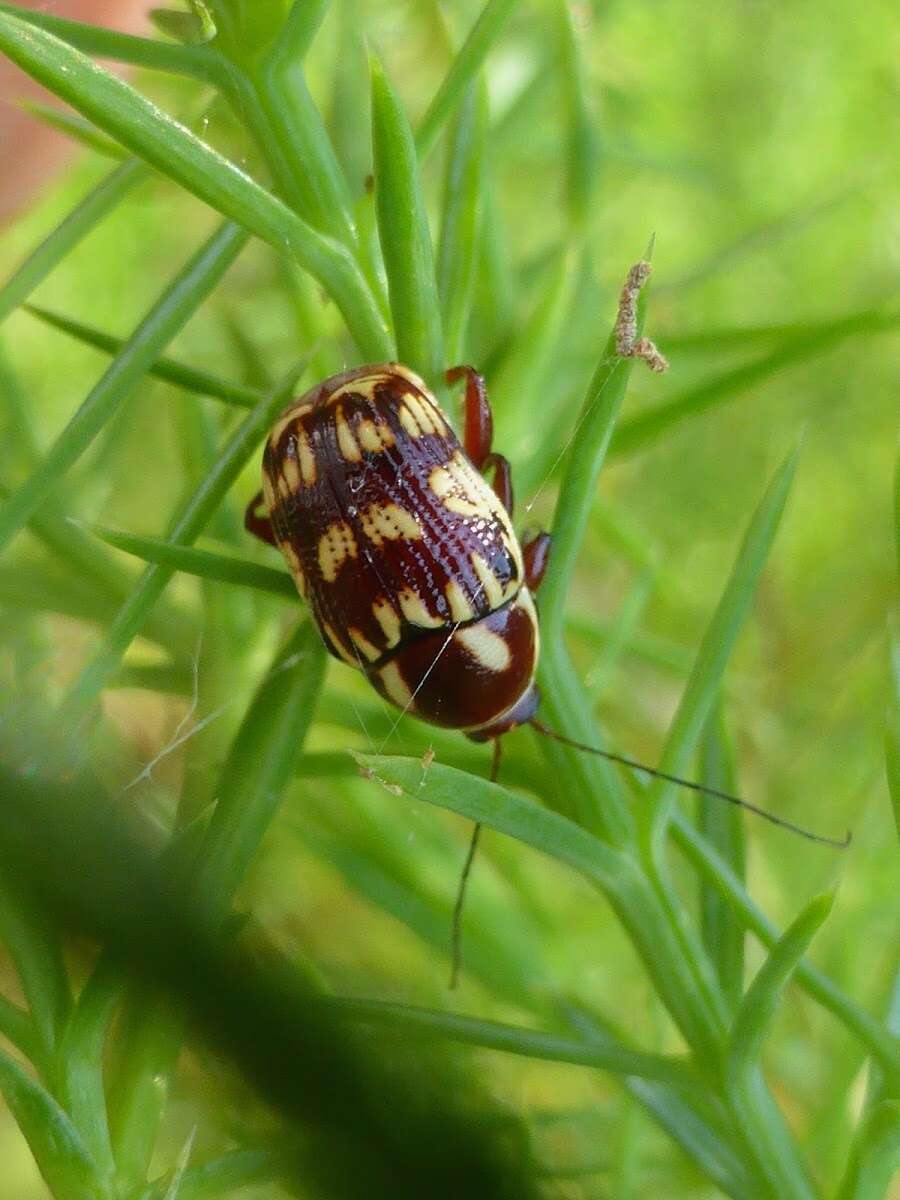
245, 360, 550, 744
244, 263, 847, 980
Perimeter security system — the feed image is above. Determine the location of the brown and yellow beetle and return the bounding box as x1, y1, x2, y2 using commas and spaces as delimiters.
245, 361, 551, 743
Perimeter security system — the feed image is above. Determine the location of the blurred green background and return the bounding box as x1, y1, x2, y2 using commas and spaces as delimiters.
0, 0, 897, 1196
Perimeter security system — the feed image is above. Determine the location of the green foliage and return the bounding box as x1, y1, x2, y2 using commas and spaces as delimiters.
0, 1, 896, 1198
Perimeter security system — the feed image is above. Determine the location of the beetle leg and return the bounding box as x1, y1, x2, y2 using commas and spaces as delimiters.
446, 364, 492, 468
522, 531, 552, 591
244, 490, 278, 547
483, 452, 514, 516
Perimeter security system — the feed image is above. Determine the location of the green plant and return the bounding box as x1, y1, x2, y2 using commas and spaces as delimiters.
0, 2, 896, 1198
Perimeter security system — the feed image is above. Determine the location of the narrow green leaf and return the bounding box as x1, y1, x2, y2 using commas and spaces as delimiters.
253, 6, 357, 249
556, 0, 600, 232
331, 997, 689, 1086
0, 874, 71, 1062
0, 489, 193, 661
0, 1046, 105, 1200
492, 248, 579, 478
565, 1006, 758, 1199
353, 752, 627, 892
728, 892, 834, 1080
644, 446, 798, 843
0, 14, 392, 360
330, 0, 370, 190
626, 1078, 757, 1200
20, 100, 127, 159
437, 80, 488, 363
537, 272, 646, 644
724, 893, 833, 1200
136, 1149, 279, 1200
353, 754, 726, 1057
26, 305, 260, 408
197, 621, 327, 915
526, 271, 654, 843
836, 1101, 900, 1200
0, 2, 215, 76
0, 994, 38, 1062
0, 221, 247, 556
671, 811, 900, 1083
610, 313, 900, 459
59, 366, 305, 726
87, 523, 298, 599
698, 702, 745, 1008
271, 0, 331, 62
416, 0, 523, 161
661, 309, 899, 354
0, 158, 145, 326
59, 958, 121, 1178
371, 55, 442, 379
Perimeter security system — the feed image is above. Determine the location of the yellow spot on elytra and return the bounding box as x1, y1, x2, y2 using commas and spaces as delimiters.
335, 408, 361, 462
397, 588, 444, 629
282, 456, 302, 492
321, 622, 358, 667
359, 503, 423, 546
356, 418, 395, 454
349, 628, 382, 662
444, 580, 475, 623
329, 377, 379, 403
296, 430, 316, 484
405, 393, 442, 435
372, 597, 402, 648
261, 472, 276, 511
317, 521, 357, 582
429, 454, 493, 519
456, 623, 511, 672
280, 541, 307, 598
268, 403, 312, 448
277, 475, 293, 501
378, 660, 414, 709
470, 553, 504, 610
391, 364, 430, 393
398, 406, 421, 439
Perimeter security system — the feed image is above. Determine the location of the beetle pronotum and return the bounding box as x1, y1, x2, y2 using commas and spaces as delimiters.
245, 262, 848, 984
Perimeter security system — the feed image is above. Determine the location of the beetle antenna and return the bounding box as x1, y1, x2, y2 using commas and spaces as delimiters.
450, 738, 502, 988
529, 719, 851, 848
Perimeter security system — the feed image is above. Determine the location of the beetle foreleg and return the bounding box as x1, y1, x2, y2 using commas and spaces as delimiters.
244, 490, 278, 547
446, 364, 492, 468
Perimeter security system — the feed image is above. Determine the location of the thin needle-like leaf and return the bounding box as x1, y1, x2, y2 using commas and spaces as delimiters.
86, 524, 297, 599
610, 312, 900, 459
20, 100, 126, 159
25, 305, 261, 409
835, 1101, 900, 1200
643, 446, 798, 846
671, 811, 900, 1082
0, 2, 216, 77
371, 54, 443, 379
0, 1046, 105, 1200
725, 893, 833, 1200
416, 0, 523, 161
0, 158, 146, 326
59, 365, 306, 727
437, 81, 488, 363
0, 221, 248, 555
0, 14, 392, 360
698, 703, 745, 1009
330, 996, 690, 1086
